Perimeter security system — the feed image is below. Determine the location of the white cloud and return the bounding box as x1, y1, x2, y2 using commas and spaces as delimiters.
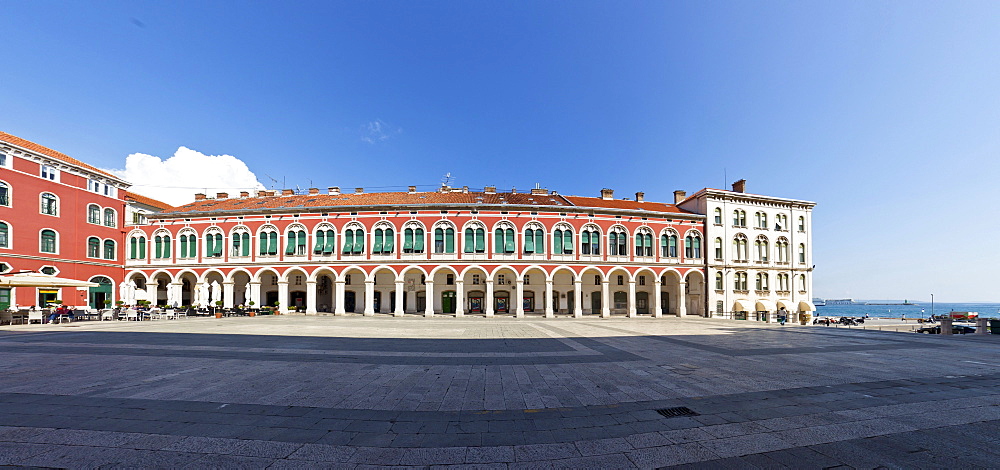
105, 147, 265, 207
361, 119, 401, 144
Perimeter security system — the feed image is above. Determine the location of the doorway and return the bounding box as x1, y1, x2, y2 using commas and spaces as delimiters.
441, 291, 456, 314
636, 292, 649, 314
89, 276, 113, 309
590, 291, 601, 314
344, 291, 357, 312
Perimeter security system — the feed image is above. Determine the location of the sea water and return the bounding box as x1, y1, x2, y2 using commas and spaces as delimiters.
815, 302, 1000, 319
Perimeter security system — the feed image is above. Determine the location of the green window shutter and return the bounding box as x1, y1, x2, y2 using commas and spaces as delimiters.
324, 230, 335, 254
285, 232, 296, 255
241, 233, 249, 256
384, 229, 394, 253
535, 229, 544, 254
464, 229, 474, 253
505, 229, 515, 253
413, 228, 424, 252
581, 231, 590, 247
164, 236, 171, 258
215, 234, 223, 256
354, 230, 364, 253
266, 232, 276, 255
445, 228, 454, 253
434, 228, 444, 253
138, 237, 146, 259
524, 231, 534, 253
259, 233, 266, 255
494, 229, 504, 253
154, 236, 162, 258
554, 230, 563, 254
130, 238, 136, 259
475, 229, 485, 252
180, 236, 188, 258
297, 231, 306, 250
189, 236, 197, 258
343, 230, 354, 253
403, 228, 413, 250
374, 229, 384, 254
314, 231, 325, 253
564, 232, 573, 253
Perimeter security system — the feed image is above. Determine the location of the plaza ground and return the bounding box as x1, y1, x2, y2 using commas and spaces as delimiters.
0, 315, 998, 468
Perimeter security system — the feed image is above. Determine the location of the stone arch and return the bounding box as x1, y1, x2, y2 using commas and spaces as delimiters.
684, 270, 706, 317
550, 266, 577, 316
578, 266, 605, 315
399, 266, 429, 315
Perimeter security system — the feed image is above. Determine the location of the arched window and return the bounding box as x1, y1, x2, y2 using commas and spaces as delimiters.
494, 225, 515, 254
179, 231, 199, 259
713, 208, 722, 225
755, 236, 769, 262
523, 225, 544, 254
797, 216, 805, 232
798, 243, 806, 263
661, 231, 678, 258
463, 225, 486, 253
314, 226, 336, 255
205, 230, 224, 258
41, 193, 58, 215
103, 208, 116, 227
733, 234, 748, 261
402, 225, 425, 254
756, 273, 769, 291
377, 226, 398, 254
714, 237, 723, 260
154, 233, 172, 259
799, 274, 807, 291
103, 239, 115, 260
88, 204, 101, 224
755, 212, 768, 229
434, 225, 455, 253
608, 227, 627, 256
684, 233, 701, 258
734, 272, 748, 291
259, 226, 278, 256
40, 229, 57, 253
634, 229, 653, 257
129, 235, 146, 259
284, 228, 307, 256
87, 237, 100, 258
0, 222, 8, 248
715, 272, 723, 290
776, 237, 789, 263
581, 226, 601, 255
775, 214, 787, 231
342, 226, 365, 254
231, 228, 251, 257
553, 225, 573, 254
0, 181, 8, 206
733, 210, 746, 227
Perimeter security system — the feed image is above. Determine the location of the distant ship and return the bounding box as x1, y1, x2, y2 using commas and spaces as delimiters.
825, 299, 858, 305
813, 298, 826, 307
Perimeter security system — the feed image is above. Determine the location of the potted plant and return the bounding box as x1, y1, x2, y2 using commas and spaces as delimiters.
248, 300, 255, 312
104, 299, 112, 308
273, 301, 280, 315
214, 300, 224, 318
243, 305, 254, 317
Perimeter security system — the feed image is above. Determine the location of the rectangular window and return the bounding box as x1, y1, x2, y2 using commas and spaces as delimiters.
41, 165, 57, 181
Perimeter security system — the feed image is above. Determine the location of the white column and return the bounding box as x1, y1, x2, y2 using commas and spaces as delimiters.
601, 280, 610, 318
277, 280, 289, 314
485, 279, 495, 317
364, 280, 375, 316
306, 280, 317, 314
424, 281, 435, 316
394, 281, 404, 317
515, 279, 524, 318
544, 280, 554, 318
653, 278, 663, 318
147, 283, 157, 307
223, 281, 235, 309
334, 280, 346, 315
169, 282, 183, 307
627, 280, 637, 318
455, 280, 465, 317
677, 281, 687, 317
573, 280, 583, 318
248, 281, 260, 310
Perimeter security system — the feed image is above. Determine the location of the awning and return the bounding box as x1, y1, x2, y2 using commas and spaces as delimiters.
0, 273, 99, 288
798, 301, 816, 312
776, 300, 791, 311
732, 300, 750, 312
755, 299, 776, 312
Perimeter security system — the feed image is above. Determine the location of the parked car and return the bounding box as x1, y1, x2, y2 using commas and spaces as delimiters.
917, 325, 976, 334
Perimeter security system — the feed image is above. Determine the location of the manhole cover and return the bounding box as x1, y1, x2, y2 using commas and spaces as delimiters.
656, 407, 699, 418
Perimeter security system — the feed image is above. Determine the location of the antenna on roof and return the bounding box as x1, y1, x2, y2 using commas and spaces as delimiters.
534, 183, 540, 189
441, 172, 453, 188
264, 174, 279, 189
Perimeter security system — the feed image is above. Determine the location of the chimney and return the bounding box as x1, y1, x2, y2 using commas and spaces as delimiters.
281, 189, 295, 196
673, 190, 686, 204
600, 188, 614, 200
194, 193, 206, 201
635, 191, 644, 202
354, 187, 364, 194
257, 190, 268, 197
439, 185, 450, 193
462, 186, 469, 193
308, 187, 319, 195
484, 186, 496, 194
531, 188, 549, 195
328, 186, 340, 195
510, 187, 517, 194
408, 186, 417, 193
216, 192, 228, 199
239, 191, 249, 198
732, 179, 746, 193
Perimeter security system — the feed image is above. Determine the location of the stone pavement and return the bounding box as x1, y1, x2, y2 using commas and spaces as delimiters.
0, 315, 998, 468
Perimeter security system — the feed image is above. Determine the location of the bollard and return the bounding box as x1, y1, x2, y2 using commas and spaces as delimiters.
940, 317, 953, 336
976, 317, 988, 335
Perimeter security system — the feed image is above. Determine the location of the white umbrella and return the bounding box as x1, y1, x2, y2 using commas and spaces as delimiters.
211, 281, 221, 304
0, 273, 98, 288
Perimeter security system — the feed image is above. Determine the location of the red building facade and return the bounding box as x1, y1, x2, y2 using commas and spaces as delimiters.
123, 187, 708, 317
0, 132, 130, 309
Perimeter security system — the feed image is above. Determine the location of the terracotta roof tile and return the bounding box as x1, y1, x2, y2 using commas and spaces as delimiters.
562, 196, 689, 214
0, 131, 121, 180
123, 191, 173, 210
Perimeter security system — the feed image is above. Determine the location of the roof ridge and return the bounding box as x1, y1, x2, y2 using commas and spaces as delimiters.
0, 131, 122, 181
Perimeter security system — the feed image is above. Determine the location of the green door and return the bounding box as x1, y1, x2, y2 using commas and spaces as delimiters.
441, 291, 456, 314
89, 277, 113, 309
0, 288, 10, 310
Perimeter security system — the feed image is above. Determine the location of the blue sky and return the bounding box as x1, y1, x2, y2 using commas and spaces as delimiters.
3, 1, 999, 302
